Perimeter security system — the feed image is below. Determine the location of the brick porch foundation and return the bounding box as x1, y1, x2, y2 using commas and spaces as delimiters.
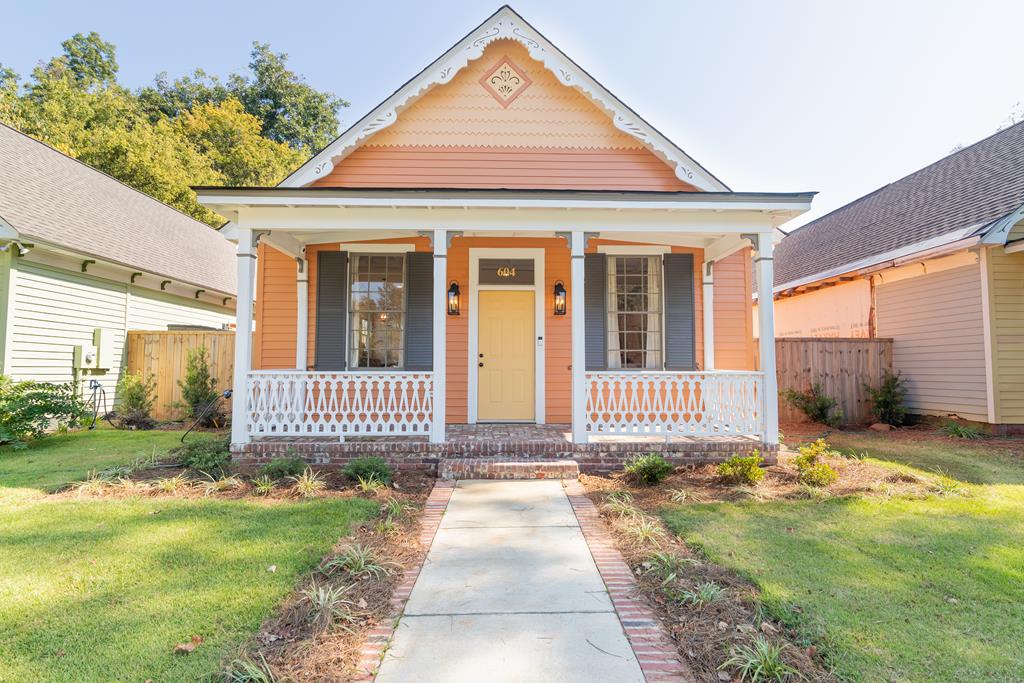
232, 424, 777, 474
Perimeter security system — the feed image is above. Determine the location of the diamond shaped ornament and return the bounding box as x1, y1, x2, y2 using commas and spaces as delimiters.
479, 57, 532, 107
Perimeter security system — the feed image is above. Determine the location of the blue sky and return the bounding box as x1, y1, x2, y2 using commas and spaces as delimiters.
4, 0, 1022, 229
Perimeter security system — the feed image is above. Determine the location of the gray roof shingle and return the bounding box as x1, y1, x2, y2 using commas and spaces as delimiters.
775, 121, 1024, 287
0, 123, 235, 295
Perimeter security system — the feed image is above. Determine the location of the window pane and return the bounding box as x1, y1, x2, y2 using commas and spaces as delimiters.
350, 255, 406, 368
607, 256, 662, 369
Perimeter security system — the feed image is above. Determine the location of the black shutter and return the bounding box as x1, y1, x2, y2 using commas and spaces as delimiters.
314, 251, 348, 370
584, 253, 607, 370
403, 252, 433, 370
664, 253, 696, 370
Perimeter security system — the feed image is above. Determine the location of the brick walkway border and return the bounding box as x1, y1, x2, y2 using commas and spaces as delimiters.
565, 480, 693, 683
353, 481, 455, 681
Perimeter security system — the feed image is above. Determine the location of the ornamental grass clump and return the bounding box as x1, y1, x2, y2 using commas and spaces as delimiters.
721, 636, 798, 682
289, 467, 327, 498
717, 452, 765, 486
623, 453, 675, 485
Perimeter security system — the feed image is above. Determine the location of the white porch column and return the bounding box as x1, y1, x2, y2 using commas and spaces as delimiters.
756, 233, 779, 444
231, 227, 257, 446
702, 261, 715, 371
431, 229, 447, 444
295, 257, 308, 370
570, 231, 587, 444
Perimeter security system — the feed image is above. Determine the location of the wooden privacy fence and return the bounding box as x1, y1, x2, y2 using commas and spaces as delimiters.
762, 338, 894, 425
125, 331, 235, 420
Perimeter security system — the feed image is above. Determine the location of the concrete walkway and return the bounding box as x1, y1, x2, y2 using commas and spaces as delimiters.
375, 480, 645, 682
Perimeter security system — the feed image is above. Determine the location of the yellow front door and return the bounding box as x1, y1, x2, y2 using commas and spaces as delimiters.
478, 290, 535, 421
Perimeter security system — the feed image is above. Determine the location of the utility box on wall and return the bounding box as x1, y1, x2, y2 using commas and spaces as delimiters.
73, 329, 114, 371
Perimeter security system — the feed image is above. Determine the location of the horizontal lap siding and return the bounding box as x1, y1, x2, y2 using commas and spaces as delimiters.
316, 147, 692, 191
876, 263, 988, 421
8, 262, 126, 401
988, 249, 1024, 423
127, 288, 233, 330
713, 248, 755, 370
254, 243, 297, 369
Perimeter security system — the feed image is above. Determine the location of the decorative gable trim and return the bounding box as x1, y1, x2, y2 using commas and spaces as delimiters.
281, 6, 729, 191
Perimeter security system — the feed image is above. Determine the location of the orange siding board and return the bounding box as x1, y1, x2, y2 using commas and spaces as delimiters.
713, 248, 755, 370
254, 242, 297, 370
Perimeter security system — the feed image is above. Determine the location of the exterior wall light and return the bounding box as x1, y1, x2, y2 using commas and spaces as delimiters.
553, 281, 567, 315
447, 281, 461, 315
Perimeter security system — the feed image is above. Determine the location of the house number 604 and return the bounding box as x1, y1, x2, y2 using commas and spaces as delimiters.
496, 266, 517, 278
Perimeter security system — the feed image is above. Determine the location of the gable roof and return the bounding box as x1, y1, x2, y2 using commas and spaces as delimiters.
775, 121, 1024, 288
0, 123, 236, 295
281, 5, 729, 192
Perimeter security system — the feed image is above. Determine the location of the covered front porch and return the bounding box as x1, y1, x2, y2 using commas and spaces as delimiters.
198, 187, 811, 464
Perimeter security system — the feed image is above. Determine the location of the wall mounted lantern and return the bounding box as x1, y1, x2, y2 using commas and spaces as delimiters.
553, 281, 567, 316
447, 281, 461, 315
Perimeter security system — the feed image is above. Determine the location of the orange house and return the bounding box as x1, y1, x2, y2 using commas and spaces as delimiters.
198, 6, 813, 471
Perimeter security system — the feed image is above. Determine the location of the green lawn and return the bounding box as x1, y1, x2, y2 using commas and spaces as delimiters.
0, 429, 377, 682
0, 428, 191, 491
663, 434, 1024, 681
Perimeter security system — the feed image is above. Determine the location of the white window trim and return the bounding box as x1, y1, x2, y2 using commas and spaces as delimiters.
606, 254, 665, 370
348, 252, 407, 370
467, 248, 546, 424
597, 245, 672, 255
340, 243, 417, 253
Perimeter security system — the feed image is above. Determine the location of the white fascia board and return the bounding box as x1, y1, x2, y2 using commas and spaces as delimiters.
236, 206, 778, 234
773, 226, 980, 293
278, 7, 728, 192
199, 193, 809, 214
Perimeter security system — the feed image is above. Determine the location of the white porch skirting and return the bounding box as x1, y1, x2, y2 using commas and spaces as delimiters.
246, 370, 434, 437
586, 371, 764, 438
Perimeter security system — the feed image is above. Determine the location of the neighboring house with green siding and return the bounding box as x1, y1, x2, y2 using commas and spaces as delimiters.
0, 123, 236, 404
763, 121, 1024, 431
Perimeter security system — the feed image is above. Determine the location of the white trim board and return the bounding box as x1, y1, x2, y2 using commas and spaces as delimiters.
467, 247, 546, 424
279, 7, 728, 192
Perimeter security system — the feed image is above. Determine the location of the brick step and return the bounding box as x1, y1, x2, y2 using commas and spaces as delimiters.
439, 458, 580, 480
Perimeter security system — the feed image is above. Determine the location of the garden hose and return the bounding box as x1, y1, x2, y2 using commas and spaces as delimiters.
86, 379, 115, 430
181, 390, 233, 443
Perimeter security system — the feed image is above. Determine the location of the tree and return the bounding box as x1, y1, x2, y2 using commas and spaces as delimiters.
139, 42, 347, 152
177, 98, 305, 186
60, 32, 119, 88
0, 65, 20, 128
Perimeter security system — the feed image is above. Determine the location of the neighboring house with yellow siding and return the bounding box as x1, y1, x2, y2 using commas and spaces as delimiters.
761, 121, 1024, 431
196, 6, 815, 469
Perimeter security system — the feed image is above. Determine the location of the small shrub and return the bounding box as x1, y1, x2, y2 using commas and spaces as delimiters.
623, 453, 675, 485
782, 381, 844, 427
676, 581, 724, 607
0, 376, 88, 447
864, 370, 907, 426
176, 347, 223, 427
942, 421, 983, 439
251, 474, 276, 496
717, 452, 765, 486
289, 467, 326, 498
301, 583, 357, 633
342, 456, 393, 485
256, 457, 305, 480
721, 636, 797, 682
322, 544, 392, 579
797, 462, 838, 488
177, 436, 231, 473
114, 372, 157, 430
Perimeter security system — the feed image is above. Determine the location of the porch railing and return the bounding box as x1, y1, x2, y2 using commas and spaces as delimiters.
586, 371, 764, 438
246, 371, 434, 438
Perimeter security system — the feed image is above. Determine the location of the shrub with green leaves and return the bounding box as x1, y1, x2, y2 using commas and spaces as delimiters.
793, 438, 839, 488
942, 421, 983, 440
177, 436, 231, 473
176, 346, 223, 427
342, 456, 393, 484
865, 370, 907, 426
114, 372, 157, 429
257, 457, 306, 480
782, 381, 844, 427
0, 375, 88, 447
623, 453, 674, 485
716, 452, 765, 486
